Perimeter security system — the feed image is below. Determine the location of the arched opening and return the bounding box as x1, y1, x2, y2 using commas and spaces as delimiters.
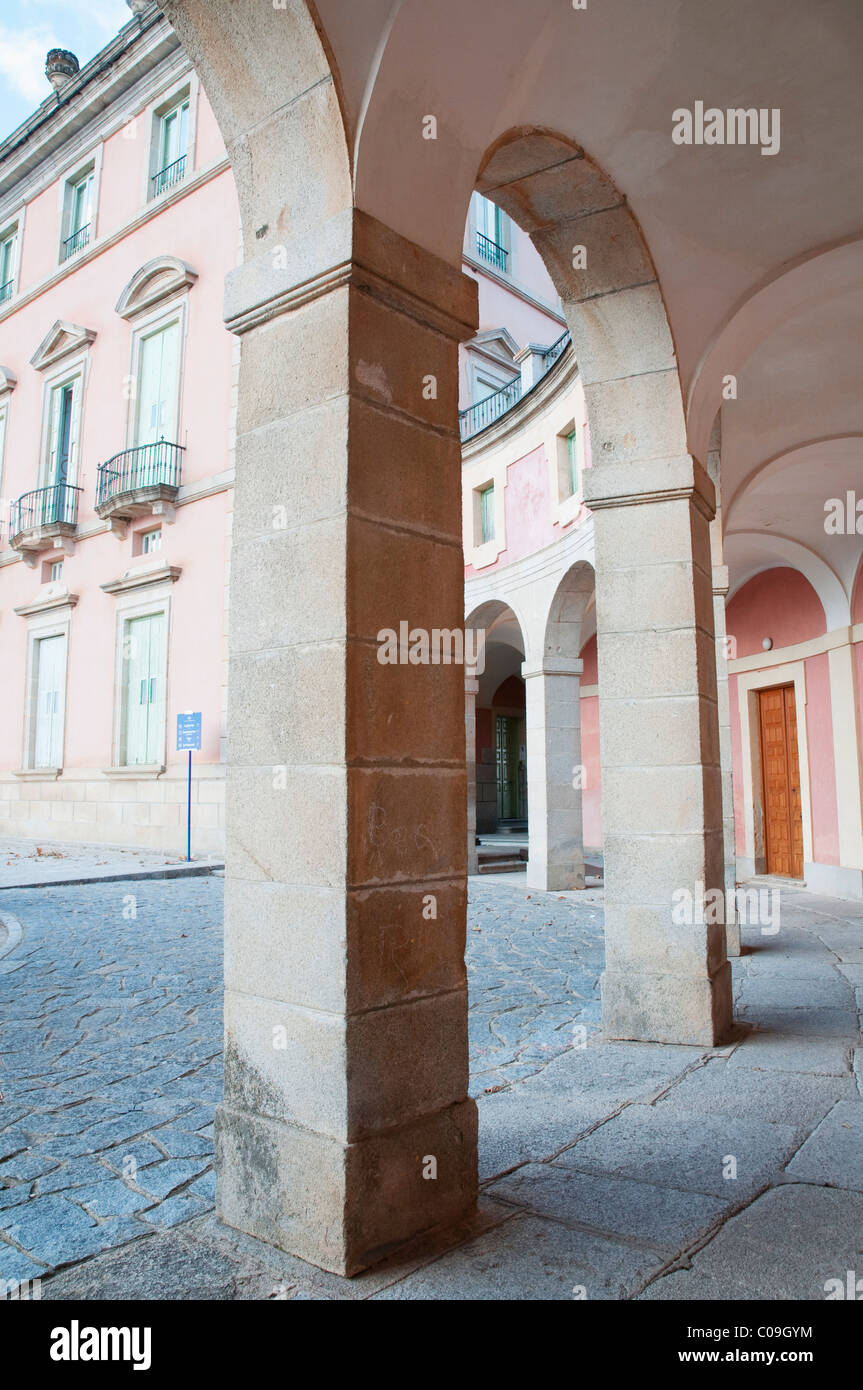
474, 129, 730, 1046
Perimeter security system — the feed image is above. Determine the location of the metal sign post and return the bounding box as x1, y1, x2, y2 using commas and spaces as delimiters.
176, 712, 202, 862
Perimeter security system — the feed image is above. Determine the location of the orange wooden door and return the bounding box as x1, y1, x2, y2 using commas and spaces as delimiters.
758, 685, 804, 878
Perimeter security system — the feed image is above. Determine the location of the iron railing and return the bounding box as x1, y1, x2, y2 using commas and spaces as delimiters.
476, 231, 508, 273
61, 224, 90, 261
543, 330, 571, 369
9, 483, 81, 540
459, 377, 522, 441
459, 331, 572, 442
0, 279, 12, 305
96, 440, 184, 507
151, 155, 187, 198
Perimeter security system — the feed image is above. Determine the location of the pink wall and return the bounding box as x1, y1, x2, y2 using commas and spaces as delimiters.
726, 567, 839, 865
464, 442, 588, 577
0, 85, 236, 779
726, 566, 826, 657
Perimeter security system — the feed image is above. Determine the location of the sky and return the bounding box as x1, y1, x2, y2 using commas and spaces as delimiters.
0, 0, 131, 140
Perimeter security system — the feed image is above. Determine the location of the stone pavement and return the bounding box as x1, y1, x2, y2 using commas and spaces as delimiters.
0, 836, 222, 890
0, 876, 861, 1299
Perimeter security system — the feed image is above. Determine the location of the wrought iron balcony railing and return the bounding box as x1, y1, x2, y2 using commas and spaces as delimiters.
459, 332, 572, 442
0, 279, 13, 305
543, 330, 571, 370
96, 440, 184, 507
10, 483, 82, 540
151, 155, 187, 198
476, 231, 508, 273
61, 224, 90, 261
459, 377, 522, 442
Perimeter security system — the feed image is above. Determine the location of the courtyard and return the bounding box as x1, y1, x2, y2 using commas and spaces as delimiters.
1, 855, 861, 1300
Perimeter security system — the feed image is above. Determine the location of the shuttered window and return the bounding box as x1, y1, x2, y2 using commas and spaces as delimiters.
122, 612, 166, 765
33, 634, 66, 768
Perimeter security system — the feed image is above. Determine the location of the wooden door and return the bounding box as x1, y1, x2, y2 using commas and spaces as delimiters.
758, 685, 804, 878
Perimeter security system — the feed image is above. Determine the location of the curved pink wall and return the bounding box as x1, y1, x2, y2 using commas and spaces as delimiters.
726, 567, 826, 657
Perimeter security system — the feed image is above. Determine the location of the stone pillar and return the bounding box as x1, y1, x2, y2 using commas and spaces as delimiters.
828, 639, 863, 879
521, 656, 585, 891
712, 565, 740, 956
215, 208, 479, 1276
466, 675, 479, 875
583, 457, 731, 1046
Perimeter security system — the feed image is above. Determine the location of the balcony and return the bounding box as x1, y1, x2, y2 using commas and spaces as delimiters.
459, 377, 522, 441
61, 224, 90, 262
476, 231, 508, 273
0, 279, 13, 305
9, 483, 81, 552
95, 440, 184, 523
151, 155, 187, 199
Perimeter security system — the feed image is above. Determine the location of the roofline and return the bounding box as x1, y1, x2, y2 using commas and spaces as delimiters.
0, 5, 167, 167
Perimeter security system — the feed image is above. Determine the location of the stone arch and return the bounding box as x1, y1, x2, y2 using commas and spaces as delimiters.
476, 129, 727, 1043
543, 558, 595, 660
160, 0, 352, 255
477, 129, 689, 470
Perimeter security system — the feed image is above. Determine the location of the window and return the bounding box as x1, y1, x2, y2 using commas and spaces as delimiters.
61, 170, 93, 260
556, 421, 581, 501
0, 226, 17, 302
474, 194, 509, 272
0, 402, 7, 502
152, 97, 189, 197
479, 484, 495, 545
44, 378, 80, 488
134, 320, 180, 445
41, 559, 64, 583
121, 611, 166, 765
31, 634, 67, 768
141, 528, 161, 554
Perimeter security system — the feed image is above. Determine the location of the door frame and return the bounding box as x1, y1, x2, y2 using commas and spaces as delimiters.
737, 660, 812, 875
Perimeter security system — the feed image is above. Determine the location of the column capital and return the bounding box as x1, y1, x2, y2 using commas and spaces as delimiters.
712, 564, 730, 596
224, 207, 479, 342
521, 656, 584, 679
465, 675, 480, 695
582, 454, 715, 521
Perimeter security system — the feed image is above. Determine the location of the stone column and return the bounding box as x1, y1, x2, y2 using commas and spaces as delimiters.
828, 639, 863, 882
521, 656, 585, 891
466, 675, 479, 876
713, 564, 740, 956
215, 208, 479, 1276
583, 457, 731, 1046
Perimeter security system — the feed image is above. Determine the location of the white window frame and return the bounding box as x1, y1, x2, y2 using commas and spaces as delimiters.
56, 148, 102, 267
22, 614, 71, 772
124, 296, 189, 451
0, 396, 8, 510
38, 351, 89, 491
142, 73, 200, 207
0, 213, 22, 301
110, 587, 173, 771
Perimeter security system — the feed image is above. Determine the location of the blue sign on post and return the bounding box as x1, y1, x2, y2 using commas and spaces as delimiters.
177, 712, 202, 861
177, 711, 202, 751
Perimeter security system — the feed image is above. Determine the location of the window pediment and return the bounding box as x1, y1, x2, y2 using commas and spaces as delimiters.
30, 320, 96, 371
0, 365, 16, 393
115, 257, 198, 320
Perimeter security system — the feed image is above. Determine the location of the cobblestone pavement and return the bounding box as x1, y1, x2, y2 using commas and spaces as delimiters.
1, 876, 862, 1299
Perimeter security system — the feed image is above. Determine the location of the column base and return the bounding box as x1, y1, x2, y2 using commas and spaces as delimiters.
215, 1097, 478, 1277
526, 860, 585, 892
601, 960, 732, 1046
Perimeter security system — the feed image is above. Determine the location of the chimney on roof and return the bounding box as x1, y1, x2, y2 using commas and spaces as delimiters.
45, 49, 79, 92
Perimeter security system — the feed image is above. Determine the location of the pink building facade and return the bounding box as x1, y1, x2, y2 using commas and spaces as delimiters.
0, 11, 237, 853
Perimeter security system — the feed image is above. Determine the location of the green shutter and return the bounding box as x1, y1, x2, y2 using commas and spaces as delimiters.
123, 613, 165, 765
480, 484, 495, 544
135, 322, 180, 447
567, 429, 578, 495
